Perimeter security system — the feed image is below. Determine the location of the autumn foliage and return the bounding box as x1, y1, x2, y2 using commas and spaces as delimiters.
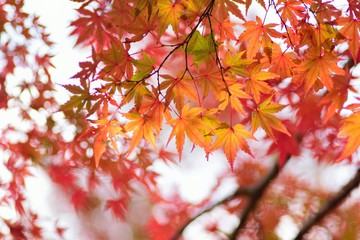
2, 0, 360, 239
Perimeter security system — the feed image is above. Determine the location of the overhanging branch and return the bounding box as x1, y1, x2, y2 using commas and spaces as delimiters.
294, 166, 360, 239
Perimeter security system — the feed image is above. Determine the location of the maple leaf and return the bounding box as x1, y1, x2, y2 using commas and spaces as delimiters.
139, 86, 171, 126
244, 64, 279, 103
132, 52, 156, 81
182, 0, 208, 20
99, 44, 134, 80
122, 81, 151, 109
92, 119, 127, 167
261, 44, 297, 79
91, 104, 127, 167
337, 112, 360, 161
277, 0, 305, 27
217, 83, 251, 114
188, 31, 216, 65
238, 16, 282, 59
338, 17, 360, 63
124, 110, 160, 154
213, 0, 246, 22
251, 96, 290, 140
217, 18, 237, 42
60, 84, 94, 114
167, 103, 210, 160
70, 8, 113, 50
126, 0, 157, 36
157, 0, 183, 36
93, 127, 108, 167
223, 51, 255, 77
295, 50, 345, 93
212, 123, 255, 169
320, 68, 355, 123
160, 74, 199, 112
195, 62, 224, 98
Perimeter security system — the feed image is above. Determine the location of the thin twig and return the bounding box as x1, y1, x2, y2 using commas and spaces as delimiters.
270, 0, 294, 47
294, 166, 360, 240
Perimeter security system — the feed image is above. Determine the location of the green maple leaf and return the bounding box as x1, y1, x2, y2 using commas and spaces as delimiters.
188, 31, 216, 65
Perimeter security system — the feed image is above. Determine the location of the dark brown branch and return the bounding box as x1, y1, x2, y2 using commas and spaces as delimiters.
270, 0, 294, 47
170, 186, 253, 240
294, 166, 360, 240
229, 161, 281, 240
207, 14, 231, 95
170, 156, 290, 240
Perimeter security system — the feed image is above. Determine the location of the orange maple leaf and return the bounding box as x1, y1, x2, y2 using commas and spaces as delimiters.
296, 50, 345, 93
195, 62, 224, 98
212, 124, 255, 169
277, 0, 305, 27
92, 120, 127, 167
238, 16, 282, 59
261, 44, 297, 79
124, 111, 160, 154
338, 17, 360, 63
337, 112, 360, 161
320, 68, 354, 123
91, 104, 127, 167
167, 103, 210, 160
245, 64, 279, 103
93, 128, 108, 167
213, 0, 246, 22
160, 74, 199, 112
139, 86, 171, 127
217, 83, 251, 114
217, 18, 237, 42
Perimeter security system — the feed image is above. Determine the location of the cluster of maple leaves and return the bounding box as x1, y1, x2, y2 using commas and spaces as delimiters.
2, 0, 360, 239
64, 0, 360, 167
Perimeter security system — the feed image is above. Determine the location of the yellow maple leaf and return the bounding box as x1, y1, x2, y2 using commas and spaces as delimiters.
251, 97, 290, 140
217, 83, 251, 114
245, 64, 279, 103
157, 0, 183, 36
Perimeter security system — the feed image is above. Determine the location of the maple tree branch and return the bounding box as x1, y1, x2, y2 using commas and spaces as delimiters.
171, 157, 289, 240
228, 160, 282, 240
170, 186, 253, 240
300, 0, 320, 25
206, 15, 231, 95
270, 0, 294, 47
294, 166, 360, 240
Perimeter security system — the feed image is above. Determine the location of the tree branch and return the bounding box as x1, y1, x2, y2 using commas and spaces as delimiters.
228, 161, 281, 240
170, 186, 253, 240
170, 156, 291, 240
294, 166, 360, 240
